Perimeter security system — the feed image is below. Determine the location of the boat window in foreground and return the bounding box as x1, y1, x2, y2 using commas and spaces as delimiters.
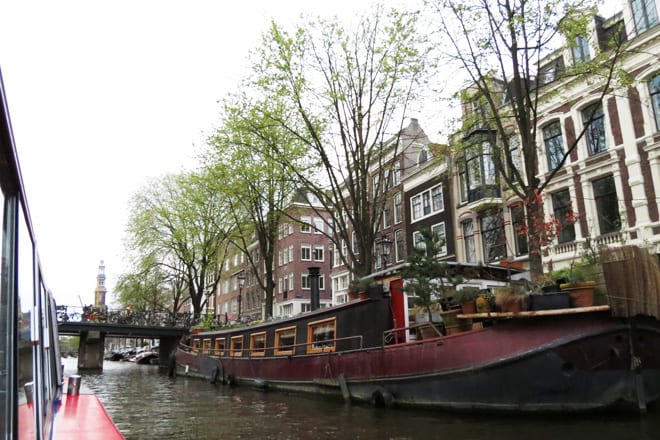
213, 338, 226, 356
307, 318, 336, 354
230, 335, 244, 357
249, 332, 266, 357
202, 338, 211, 354
192, 339, 200, 353
274, 326, 296, 355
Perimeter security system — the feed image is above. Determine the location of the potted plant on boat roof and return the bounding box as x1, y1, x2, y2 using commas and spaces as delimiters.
452, 287, 480, 315
494, 283, 527, 313
555, 262, 596, 308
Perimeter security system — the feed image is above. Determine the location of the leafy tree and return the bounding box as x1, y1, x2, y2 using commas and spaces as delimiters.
114, 253, 184, 316
123, 172, 232, 317
243, 5, 432, 278
429, 0, 627, 277
205, 95, 310, 318
399, 227, 459, 322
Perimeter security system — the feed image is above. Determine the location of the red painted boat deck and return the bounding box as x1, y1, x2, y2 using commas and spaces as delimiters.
19, 393, 124, 439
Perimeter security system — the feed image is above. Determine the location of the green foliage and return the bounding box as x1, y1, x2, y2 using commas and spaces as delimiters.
123, 171, 232, 316
400, 227, 463, 320
452, 287, 481, 304
240, 6, 432, 278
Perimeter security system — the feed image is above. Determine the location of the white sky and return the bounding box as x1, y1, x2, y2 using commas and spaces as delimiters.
0, 0, 419, 308
0, 0, 622, 308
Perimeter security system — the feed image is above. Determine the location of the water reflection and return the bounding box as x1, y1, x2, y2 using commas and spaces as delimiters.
62, 357, 659, 440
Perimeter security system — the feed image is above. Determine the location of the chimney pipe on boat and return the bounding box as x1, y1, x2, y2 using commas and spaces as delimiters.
308, 267, 320, 311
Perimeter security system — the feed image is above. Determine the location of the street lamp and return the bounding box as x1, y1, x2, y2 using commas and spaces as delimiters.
237, 273, 246, 320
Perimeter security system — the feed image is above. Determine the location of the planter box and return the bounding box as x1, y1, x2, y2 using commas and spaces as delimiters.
529, 291, 571, 311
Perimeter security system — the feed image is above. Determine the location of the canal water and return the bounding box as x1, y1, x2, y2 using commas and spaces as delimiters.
63, 357, 660, 440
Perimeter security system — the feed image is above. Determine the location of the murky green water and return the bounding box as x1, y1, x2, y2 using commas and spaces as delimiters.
62, 357, 660, 440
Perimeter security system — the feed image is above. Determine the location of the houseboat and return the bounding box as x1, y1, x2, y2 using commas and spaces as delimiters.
176, 273, 660, 413
1, 69, 124, 439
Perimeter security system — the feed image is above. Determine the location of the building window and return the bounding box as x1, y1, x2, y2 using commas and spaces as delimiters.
650, 74, 660, 130
480, 211, 505, 263
346, 231, 355, 254
410, 184, 444, 222
413, 223, 447, 256
313, 245, 324, 262
582, 103, 606, 155
418, 148, 432, 165
393, 193, 402, 224
543, 121, 564, 170
274, 326, 296, 355
307, 318, 336, 354
510, 203, 528, 256
552, 189, 576, 243
300, 216, 311, 233
301, 244, 311, 261
393, 161, 401, 185
383, 203, 391, 228
333, 244, 341, 267
572, 35, 591, 64
462, 220, 476, 263
632, 0, 658, 34
395, 229, 404, 262
593, 175, 620, 234
462, 140, 499, 202
301, 273, 322, 290
313, 217, 324, 234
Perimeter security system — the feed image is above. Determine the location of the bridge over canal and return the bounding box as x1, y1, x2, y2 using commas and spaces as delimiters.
57, 306, 193, 371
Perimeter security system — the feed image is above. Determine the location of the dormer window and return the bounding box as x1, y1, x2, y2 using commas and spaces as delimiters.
417, 148, 432, 165
572, 35, 591, 64
539, 56, 565, 85
632, 0, 658, 34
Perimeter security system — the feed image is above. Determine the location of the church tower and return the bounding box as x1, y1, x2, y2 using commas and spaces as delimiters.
94, 260, 107, 307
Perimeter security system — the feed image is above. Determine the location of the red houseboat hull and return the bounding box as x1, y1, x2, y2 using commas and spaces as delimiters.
176, 297, 660, 413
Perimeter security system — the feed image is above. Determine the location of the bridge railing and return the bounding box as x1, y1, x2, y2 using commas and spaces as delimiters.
55, 305, 210, 328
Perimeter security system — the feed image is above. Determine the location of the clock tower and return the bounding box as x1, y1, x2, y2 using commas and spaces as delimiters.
94, 260, 107, 307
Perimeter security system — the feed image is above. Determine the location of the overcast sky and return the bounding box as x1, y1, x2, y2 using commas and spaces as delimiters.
0, 0, 621, 308
0, 0, 421, 308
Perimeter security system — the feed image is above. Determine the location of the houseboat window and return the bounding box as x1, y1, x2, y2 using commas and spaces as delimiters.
307, 318, 337, 354
202, 338, 211, 354
250, 332, 266, 357
213, 338, 226, 356
275, 326, 296, 355
192, 339, 200, 353
230, 336, 244, 357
